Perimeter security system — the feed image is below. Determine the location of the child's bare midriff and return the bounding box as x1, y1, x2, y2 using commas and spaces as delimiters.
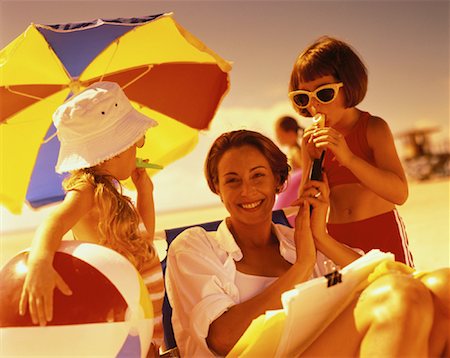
328, 183, 395, 223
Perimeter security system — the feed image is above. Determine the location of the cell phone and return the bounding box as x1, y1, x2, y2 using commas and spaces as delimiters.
310, 113, 326, 181
309, 114, 326, 212
310, 151, 325, 181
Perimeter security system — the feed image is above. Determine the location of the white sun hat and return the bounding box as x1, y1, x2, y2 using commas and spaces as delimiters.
53, 81, 158, 173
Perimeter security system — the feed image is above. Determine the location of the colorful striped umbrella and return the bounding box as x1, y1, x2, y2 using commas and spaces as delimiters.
0, 13, 231, 214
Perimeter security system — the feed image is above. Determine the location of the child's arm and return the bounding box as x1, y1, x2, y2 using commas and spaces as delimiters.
131, 168, 155, 241
313, 117, 408, 205
365, 117, 408, 203
348, 117, 408, 204
19, 186, 94, 326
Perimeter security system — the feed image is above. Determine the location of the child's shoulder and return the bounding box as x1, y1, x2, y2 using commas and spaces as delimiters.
65, 180, 96, 205
365, 112, 389, 128
365, 113, 394, 144
67, 180, 95, 194
55, 180, 96, 217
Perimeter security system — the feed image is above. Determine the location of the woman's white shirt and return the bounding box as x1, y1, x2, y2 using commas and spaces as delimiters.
234, 271, 278, 302
165, 220, 332, 358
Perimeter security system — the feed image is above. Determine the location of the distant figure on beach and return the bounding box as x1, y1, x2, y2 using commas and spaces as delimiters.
165, 129, 449, 357
19, 82, 164, 356
289, 36, 414, 266
275, 115, 304, 171
273, 115, 304, 216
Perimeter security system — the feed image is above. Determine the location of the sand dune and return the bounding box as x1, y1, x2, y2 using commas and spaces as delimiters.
1, 179, 449, 270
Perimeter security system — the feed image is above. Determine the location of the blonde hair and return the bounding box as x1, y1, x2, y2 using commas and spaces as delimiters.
63, 169, 155, 270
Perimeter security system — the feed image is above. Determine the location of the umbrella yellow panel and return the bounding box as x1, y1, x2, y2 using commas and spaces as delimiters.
121, 103, 198, 189
0, 25, 69, 86
135, 104, 199, 165
0, 90, 70, 213
173, 20, 232, 72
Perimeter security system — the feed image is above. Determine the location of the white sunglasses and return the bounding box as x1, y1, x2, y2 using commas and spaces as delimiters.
289, 82, 344, 109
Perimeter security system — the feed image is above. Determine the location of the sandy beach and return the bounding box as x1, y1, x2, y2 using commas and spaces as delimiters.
395, 178, 449, 270
1, 178, 449, 270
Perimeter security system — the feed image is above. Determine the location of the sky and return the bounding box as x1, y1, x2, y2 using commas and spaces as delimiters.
1, 0, 449, 232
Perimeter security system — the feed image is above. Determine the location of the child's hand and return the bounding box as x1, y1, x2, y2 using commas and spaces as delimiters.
132, 160, 156, 236
131, 164, 153, 193
311, 127, 353, 166
300, 174, 330, 240
19, 260, 72, 326
302, 124, 324, 160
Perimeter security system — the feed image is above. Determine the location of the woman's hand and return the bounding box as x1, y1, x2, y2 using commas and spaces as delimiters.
19, 259, 72, 326
293, 201, 317, 264
311, 127, 354, 167
300, 174, 330, 240
295, 174, 360, 267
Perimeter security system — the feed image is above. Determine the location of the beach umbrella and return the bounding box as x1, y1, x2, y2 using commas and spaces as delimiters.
0, 13, 231, 214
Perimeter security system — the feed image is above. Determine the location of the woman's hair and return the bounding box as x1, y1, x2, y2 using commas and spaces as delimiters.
63, 170, 154, 270
204, 130, 290, 194
289, 36, 368, 116
276, 115, 303, 133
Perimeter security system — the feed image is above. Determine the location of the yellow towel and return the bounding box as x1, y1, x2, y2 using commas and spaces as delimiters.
227, 310, 286, 358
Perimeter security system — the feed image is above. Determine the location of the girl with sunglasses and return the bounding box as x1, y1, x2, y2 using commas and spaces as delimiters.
289, 36, 414, 266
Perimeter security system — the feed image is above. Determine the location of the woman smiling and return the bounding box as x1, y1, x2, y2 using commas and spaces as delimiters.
165, 130, 449, 357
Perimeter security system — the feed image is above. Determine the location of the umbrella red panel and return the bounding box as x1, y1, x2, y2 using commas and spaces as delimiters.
0, 85, 64, 124
91, 63, 229, 130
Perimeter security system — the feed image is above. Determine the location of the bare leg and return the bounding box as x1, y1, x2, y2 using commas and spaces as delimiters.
301, 272, 434, 357
420, 268, 450, 357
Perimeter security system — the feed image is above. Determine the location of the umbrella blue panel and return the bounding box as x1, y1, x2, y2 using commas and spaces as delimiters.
37, 14, 165, 77
26, 123, 68, 208
37, 25, 135, 77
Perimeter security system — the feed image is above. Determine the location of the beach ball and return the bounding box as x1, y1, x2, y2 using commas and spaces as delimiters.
0, 241, 153, 357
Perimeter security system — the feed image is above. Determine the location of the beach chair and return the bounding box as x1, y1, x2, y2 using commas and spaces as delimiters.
159, 209, 292, 354
396, 126, 450, 181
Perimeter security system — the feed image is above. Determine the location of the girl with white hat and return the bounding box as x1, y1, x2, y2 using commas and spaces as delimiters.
19, 81, 164, 355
